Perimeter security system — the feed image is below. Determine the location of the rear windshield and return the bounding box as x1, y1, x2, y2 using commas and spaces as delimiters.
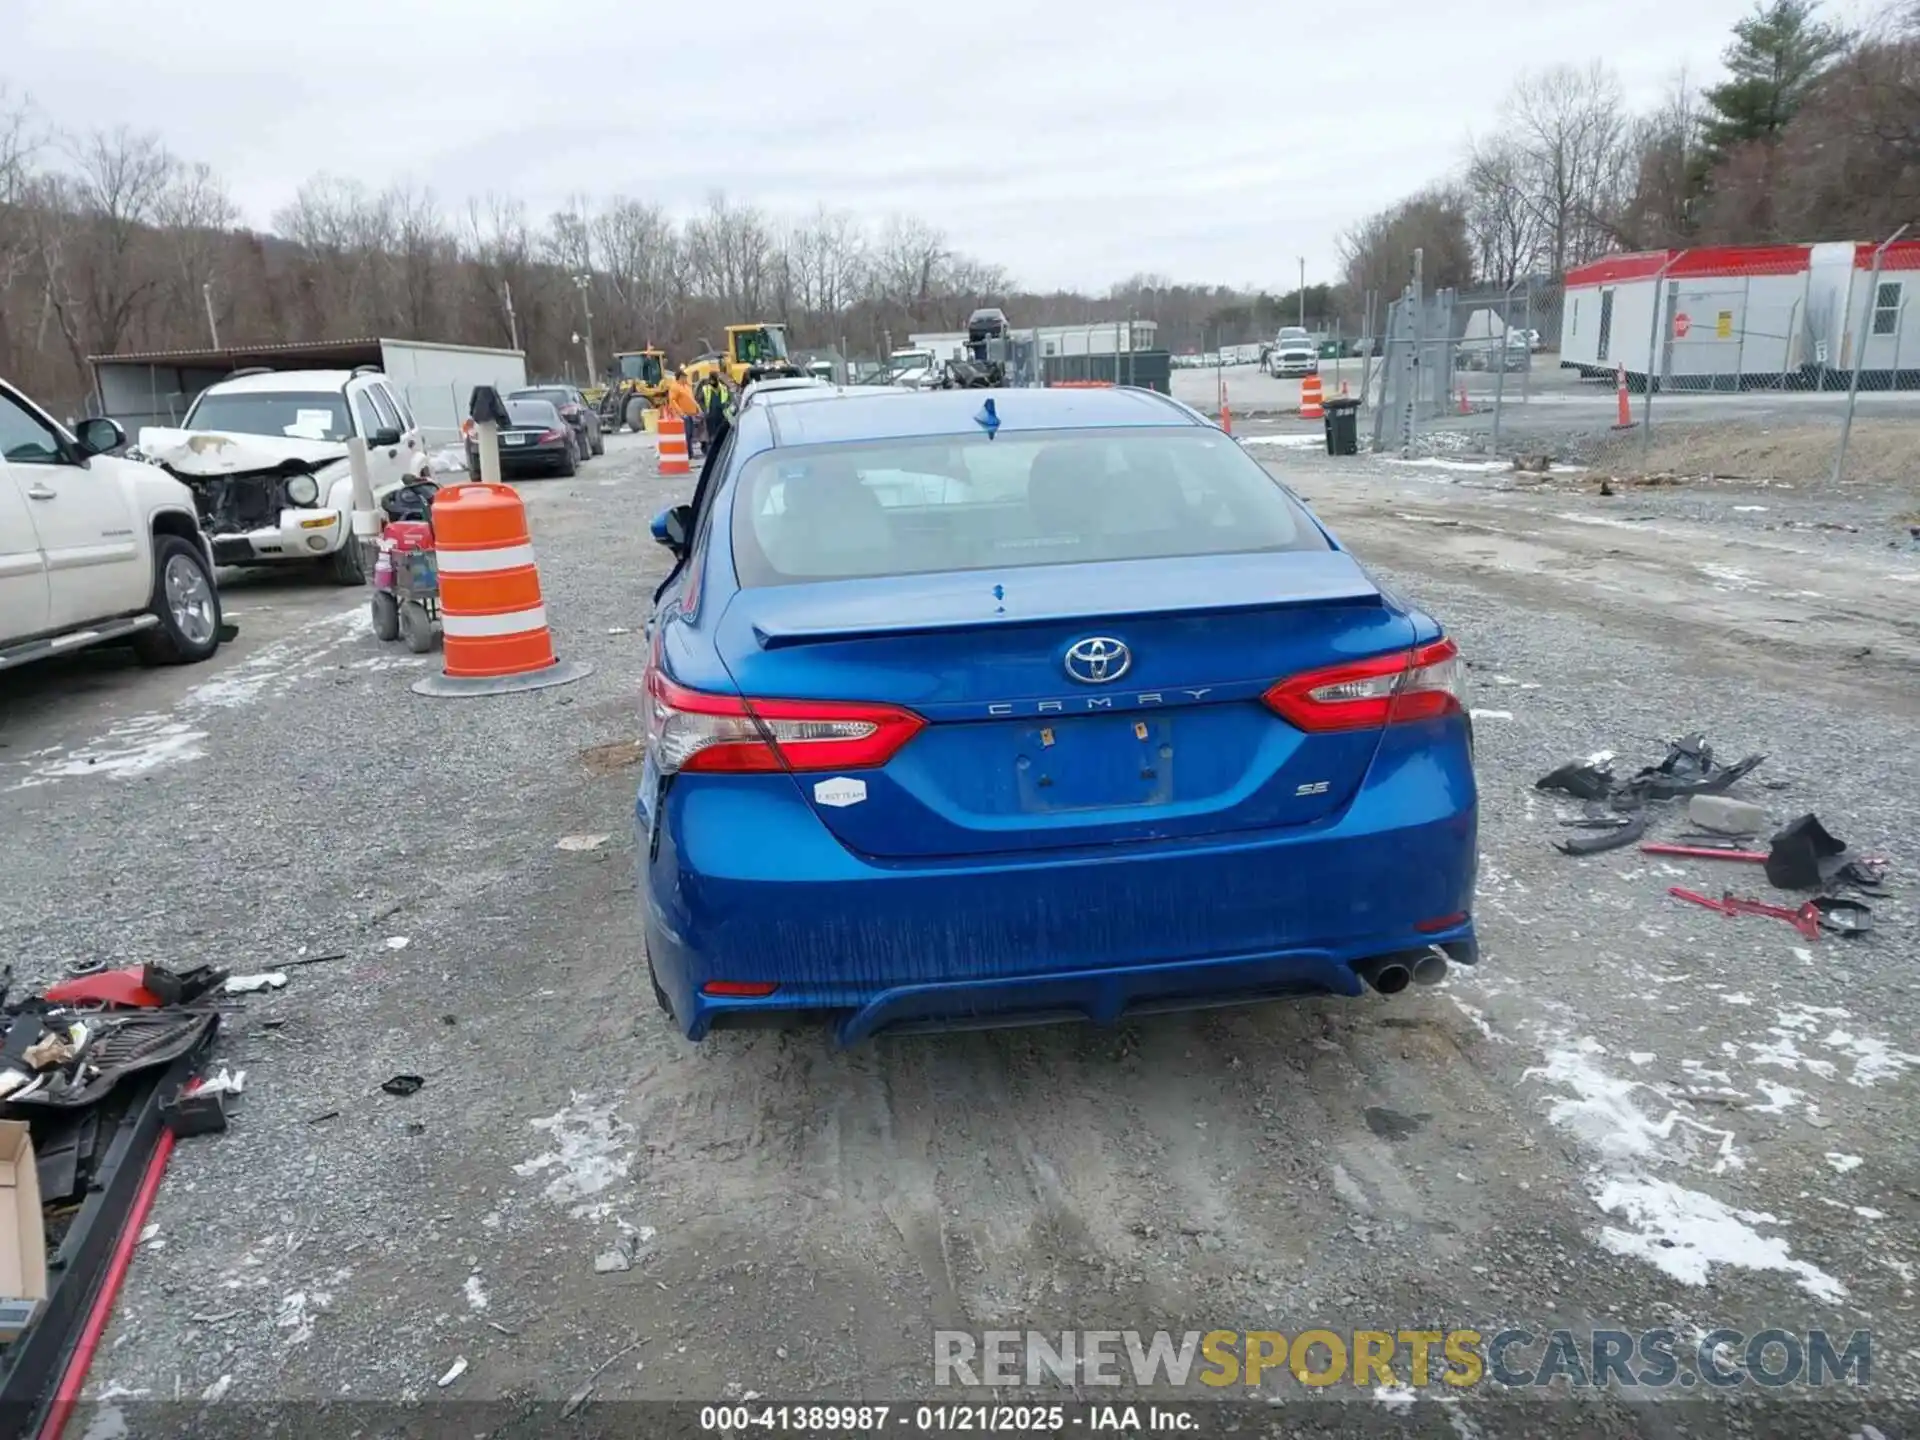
512, 388, 572, 406
730, 427, 1329, 586
185, 391, 350, 442
506, 400, 558, 426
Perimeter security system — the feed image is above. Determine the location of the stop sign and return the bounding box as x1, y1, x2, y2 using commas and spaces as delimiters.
1673, 312, 1692, 338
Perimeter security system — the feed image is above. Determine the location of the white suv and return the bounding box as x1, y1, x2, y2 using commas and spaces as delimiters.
138, 367, 430, 583
1, 378, 225, 672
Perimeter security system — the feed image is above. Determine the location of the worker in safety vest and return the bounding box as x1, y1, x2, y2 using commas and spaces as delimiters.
696, 373, 730, 454
666, 367, 700, 450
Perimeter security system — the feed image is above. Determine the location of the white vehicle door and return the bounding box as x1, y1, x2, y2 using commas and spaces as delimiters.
0, 389, 143, 630
0, 452, 50, 641
371, 380, 424, 474
348, 383, 406, 494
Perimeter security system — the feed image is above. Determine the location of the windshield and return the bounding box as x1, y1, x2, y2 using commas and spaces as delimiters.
183, 390, 351, 442
731, 426, 1329, 586
618, 354, 663, 384
1278, 328, 1310, 341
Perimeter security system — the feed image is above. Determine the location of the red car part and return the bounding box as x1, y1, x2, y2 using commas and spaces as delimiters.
1668, 887, 1822, 941
42, 967, 164, 1009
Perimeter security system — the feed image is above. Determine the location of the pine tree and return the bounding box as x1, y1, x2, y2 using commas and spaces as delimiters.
1701, 0, 1852, 162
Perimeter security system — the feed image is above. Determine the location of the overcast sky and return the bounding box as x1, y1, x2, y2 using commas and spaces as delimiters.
2, 0, 1889, 294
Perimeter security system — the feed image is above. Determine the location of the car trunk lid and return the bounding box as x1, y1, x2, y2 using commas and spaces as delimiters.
714, 550, 1414, 859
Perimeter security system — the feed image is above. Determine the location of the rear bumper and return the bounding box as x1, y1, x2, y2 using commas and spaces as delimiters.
465, 442, 573, 473
208, 509, 345, 565
639, 720, 1477, 1043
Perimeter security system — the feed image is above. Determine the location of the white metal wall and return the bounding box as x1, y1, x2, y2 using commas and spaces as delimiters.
378, 340, 527, 443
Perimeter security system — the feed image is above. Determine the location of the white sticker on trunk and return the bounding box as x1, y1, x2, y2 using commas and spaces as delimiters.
814, 777, 867, 808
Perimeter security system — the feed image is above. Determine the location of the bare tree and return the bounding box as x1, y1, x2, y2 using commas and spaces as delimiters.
1501, 63, 1637, 273
1464, 138, 1545, 286
1340, 185, 1474, 303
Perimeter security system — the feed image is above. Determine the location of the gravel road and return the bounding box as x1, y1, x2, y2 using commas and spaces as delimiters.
3, 427, 1915, 1437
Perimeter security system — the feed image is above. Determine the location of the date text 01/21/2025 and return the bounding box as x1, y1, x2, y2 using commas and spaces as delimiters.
697, 1403, 1199, 1432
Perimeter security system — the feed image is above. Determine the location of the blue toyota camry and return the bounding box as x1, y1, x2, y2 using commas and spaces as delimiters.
638, 386, 1477, 1044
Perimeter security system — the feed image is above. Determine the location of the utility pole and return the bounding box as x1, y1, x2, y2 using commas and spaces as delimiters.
1298, 257, 1306, 329
502, 281, 520, 352
202, 282, 220, 350
573, 274, 596, 379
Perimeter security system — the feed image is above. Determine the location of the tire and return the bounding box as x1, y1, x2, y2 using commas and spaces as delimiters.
556, 444, 577, 478
370, 590, 400, 642
591, 426, 605, 457
326, 533, 367, 585
132, 536, 222, 667
400, 600, 435, 654
624, 396, 648, 431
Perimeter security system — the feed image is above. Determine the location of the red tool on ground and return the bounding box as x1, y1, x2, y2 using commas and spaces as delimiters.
1665, 887, 1878, 941
1642, 843, 1767, 863
1670, 887, 1823, 939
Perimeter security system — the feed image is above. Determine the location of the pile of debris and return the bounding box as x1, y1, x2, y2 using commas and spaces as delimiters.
0, 962, 238, 1428
1537, 732, 1886, 940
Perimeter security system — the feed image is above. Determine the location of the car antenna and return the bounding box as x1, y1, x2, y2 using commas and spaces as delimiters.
973, 398, 999, 439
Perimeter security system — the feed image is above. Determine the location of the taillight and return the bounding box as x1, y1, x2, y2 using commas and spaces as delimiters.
1262, 638, 1464, 732
644, 669, 924, 774
539, 427, 565, 443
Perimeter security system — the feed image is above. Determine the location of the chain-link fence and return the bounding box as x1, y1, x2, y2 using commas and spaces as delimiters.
1357, 232, 1920, 485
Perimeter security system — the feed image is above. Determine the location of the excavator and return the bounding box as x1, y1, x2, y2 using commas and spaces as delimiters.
587, 348, 671, 433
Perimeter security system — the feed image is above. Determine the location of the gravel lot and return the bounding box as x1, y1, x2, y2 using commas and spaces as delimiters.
3, 424, 1917, 1436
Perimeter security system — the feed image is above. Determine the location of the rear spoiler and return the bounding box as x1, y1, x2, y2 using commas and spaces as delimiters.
740, 552, 1384, 649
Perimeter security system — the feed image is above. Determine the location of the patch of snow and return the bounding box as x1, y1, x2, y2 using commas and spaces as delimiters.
1826, 1153, 1863, 1174
428, 445, 469, 475
385, 936, 410, 951
200, 1375, 233, 1403
1697, 563, 1761, 591
275, 1290, 330, 1346
1526, 1037, 1740, 1172
1819, 1028, 1920, 1087
1237, 433, 1325, 449
1593, 1176, 1845, 1302
556, 833, 612, 852
1733, 505, 1769, 512
1372, 1385, 1418, 1411
464, 1275, 489, 1312
514, 1093, 633, 1217
1749, 1082, 1802, 1115
1628, 1052, 1655, 1067
1388, 456, 1510, 475
12, 716, 208, 789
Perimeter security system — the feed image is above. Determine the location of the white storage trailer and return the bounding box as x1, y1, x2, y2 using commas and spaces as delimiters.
89, 338, 527, 444
1561, 242, 1920, 389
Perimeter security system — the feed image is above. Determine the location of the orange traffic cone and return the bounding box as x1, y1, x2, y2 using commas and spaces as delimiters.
1612, 362, 1634, 429
1457, 382, 1471, 416
1340, 380, 1350, 397
658, 413, 691, 475
1299, 373, 1325, 420
1220, 382, 1232, 434
411, 482, 592, 697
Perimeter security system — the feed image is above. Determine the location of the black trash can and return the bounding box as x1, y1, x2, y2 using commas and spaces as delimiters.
1323, 397, 1361, 456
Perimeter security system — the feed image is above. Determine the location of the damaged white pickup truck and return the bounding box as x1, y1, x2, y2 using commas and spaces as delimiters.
139, 368, 426, 584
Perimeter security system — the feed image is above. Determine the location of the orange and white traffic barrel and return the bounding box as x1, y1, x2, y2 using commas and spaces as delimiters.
410, 482, 591, 698
658, 414, 690, 475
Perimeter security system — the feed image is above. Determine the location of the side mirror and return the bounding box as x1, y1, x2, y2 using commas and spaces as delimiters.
370, 426, 403, 448
73, 416, 125, 457
650, 505, 693, 553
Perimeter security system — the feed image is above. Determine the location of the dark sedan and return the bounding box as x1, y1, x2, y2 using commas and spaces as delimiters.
509, 384, 602, 461
465, 399, 578, 478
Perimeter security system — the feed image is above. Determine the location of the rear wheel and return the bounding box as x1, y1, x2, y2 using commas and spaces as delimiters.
591, 425, 605, 457
556, 444, 578, 477
645, 946, 675, 1021
624, 396, 648, 431
132, 537, 222, 666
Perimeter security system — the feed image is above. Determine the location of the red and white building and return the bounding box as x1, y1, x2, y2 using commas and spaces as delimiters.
1561, 241, 1920, 388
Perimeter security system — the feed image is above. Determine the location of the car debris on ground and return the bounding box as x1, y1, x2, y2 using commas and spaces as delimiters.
1536, 733, 1890, 944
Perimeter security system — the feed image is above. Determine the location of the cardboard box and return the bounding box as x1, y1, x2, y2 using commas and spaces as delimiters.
0, 1119, 46, 1342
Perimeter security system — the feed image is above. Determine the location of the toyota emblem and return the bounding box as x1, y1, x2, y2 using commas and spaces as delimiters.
1063, 636, 1131, 684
